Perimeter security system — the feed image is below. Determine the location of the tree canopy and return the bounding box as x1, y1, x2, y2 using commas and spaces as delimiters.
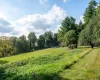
79, 4, 100, 48
58, 16, 78, 48
84, 0, 97, 24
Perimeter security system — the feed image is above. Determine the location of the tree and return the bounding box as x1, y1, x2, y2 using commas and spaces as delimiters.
79, 4, 100, 48
10, 37, 17, 47
58, 16, 78, 48
64, 30, 77, 48
44, 31, 53, 48
10, 37, 17, 53
52, 33, 59, 47
79, 15, 100, 48
0, 37, 14, 57
77, 21, 85, 34
37, 35, 45, 49
61, 17, 76, 31
84, 0, 97, 24
15, 35, 29, 53
28, 32, 37, 50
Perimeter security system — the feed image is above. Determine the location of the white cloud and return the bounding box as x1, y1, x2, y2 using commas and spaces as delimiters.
39, 0, 69, 4
54, 24, 61, 33
80, 16, 84, 23
63, 0, 70, 3
39, 0, 48, 4
16, 4, 67, 37
76, 15, 84, 24
0, 12, 7, 19
0, 4, 67, 37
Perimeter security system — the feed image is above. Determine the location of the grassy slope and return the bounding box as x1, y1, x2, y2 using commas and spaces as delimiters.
0, 47, 91, 80
0, 48, 68, 64
60, 48, 100, 80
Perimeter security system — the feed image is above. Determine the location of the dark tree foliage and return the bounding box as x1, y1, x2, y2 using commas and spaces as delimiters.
44, 31, 53, 48
52, 33, 59, 47
37, 35, 45, 49
77, 21, 85, 34
84, 0, 97, 24
28, 32, 37, 50
58, 16, 78, 48
15, 35, 29, 53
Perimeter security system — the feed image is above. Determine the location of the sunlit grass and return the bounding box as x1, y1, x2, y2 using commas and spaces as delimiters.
60, 48, 100, 80
0, 48, 69, 64
0, 47, 91, 80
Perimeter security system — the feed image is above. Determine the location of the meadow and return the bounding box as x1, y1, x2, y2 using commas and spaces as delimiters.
0, 47, 91, 80
0, 0, 100, 80
60, 48, 100, 80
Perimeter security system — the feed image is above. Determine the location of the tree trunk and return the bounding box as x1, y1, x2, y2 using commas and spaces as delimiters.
90, 43, 94, 48
75, 44, 77, 48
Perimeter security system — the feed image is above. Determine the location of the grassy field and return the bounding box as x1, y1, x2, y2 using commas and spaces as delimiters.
0, 47, 93, 80
60, 48, 100, 80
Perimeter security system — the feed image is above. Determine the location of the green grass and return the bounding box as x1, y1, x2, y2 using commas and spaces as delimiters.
0, 47, 91, 80
60, 48, 100, 80
0, 48, 69, 64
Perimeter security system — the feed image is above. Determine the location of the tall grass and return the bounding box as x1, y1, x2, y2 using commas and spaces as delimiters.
0, 47, 90, 80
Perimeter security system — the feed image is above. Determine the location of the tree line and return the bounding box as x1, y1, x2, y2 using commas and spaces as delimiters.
0, 32, 59, 57
0, 0, 100, 57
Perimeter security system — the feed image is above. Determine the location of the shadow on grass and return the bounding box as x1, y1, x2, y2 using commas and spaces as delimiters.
0, 67, 67, 80
0, 60, 8, 65
0, 67, 17, 80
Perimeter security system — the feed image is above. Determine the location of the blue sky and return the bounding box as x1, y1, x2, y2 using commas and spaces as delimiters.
0, 0, 99, 37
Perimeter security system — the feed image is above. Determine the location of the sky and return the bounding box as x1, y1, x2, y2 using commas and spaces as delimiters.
0, 0, 99, 37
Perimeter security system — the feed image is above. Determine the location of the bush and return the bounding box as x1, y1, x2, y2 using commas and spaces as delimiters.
68, 44, 77, 49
